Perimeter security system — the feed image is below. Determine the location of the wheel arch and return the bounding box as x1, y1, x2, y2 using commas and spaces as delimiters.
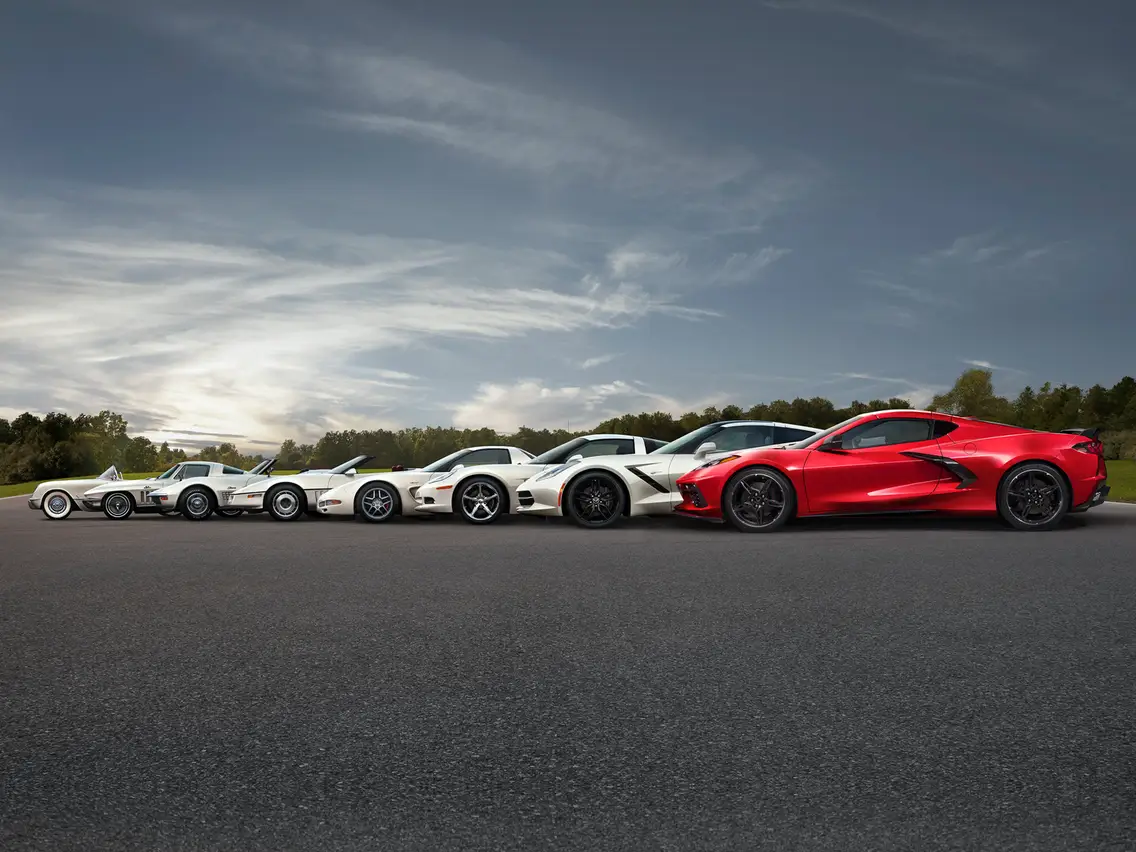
353, 478, 403, 510
175, 480, 220, 509
997, 458, 1073, 503
562, 465, 633, 517
264, 479, 309, 511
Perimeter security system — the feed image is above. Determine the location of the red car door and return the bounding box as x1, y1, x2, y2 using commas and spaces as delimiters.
801, 416, 944, 515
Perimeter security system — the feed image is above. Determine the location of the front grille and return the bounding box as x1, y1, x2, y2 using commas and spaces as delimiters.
517, 490, 534, 507
678, 483, 706, 508
422, 496, 435, 505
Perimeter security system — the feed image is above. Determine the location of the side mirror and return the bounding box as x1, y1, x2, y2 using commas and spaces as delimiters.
567, 454, 584, 463
452, 464, 465, 472
693, 441, 717, 459
345, 468, 357, 476
817, 436, 844, 452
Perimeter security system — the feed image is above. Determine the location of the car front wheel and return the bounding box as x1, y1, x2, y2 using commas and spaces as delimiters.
102, 491, 135, 521
41, 490, 74, 520
721, 466, 794, 533
562, 472, 626, 529
266, 485, 306, 521
456, 476, 507, 524
180, 486, 216, 521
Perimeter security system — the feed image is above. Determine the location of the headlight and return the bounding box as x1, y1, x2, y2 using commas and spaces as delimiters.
426, 471, 454, 484
536, 459, 581, 481
696, 454, 740, 470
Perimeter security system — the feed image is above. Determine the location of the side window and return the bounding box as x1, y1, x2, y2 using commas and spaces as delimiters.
775, 426, 818, 444
644, 438, 668, 452
455, 448, 512, 467
713, 425, 778, 452
577, 439, 636, 457
933, 421, 958, 439
222, 465, 245, 475
180, 463, 212, 480
840, 418, 932, 449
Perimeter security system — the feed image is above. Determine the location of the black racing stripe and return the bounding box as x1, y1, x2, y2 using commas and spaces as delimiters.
624, 464, 669, 493
901, 451, 978, 489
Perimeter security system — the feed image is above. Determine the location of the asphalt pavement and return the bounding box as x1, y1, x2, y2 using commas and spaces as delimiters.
2, 497, 1135, 851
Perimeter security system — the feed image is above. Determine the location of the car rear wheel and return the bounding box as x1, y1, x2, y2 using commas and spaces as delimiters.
997, 462, 1069, 531
355, 482, 400, 523
102, 491, 135, 521
563, 471, 625, 529
266, 484, 305, 521
456, 476, 507, 525
180, 486, 216, 521
721, 467, 794, 533
42, 490, 74, 520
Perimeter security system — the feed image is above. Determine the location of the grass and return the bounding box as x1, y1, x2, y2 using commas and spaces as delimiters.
0, 469, 390, 499
5, 463, 1133, 502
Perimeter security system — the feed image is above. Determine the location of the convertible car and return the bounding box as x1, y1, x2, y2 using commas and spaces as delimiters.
413, 434, 665, 524
227, 455, 373, 521
513, 420, 821, 528
27, 465, 123, 520
673, 409, 1110, 532
317, 445, 535, 523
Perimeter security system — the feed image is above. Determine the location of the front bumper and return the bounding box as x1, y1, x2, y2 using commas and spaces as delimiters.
673, 482, 722, 521
229, 492, 266, 511
413, 485, 455, 514
27, 496, 40, 510
513, 483, 563, 517
1071, 482, 1110, 513
316, 496, 354, 516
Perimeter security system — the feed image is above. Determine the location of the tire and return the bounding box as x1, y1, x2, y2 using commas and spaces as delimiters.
215, 508, 242, 519
354, 481, 401, 523
265, 484, 306, 522
996, 462, 1070, 531
456, 476, 507, 525
179, 485, 216, 521
562, 471, 626, 529
721, 466, 795, 533
101, 491, 135, 521
41, 490, 74, 520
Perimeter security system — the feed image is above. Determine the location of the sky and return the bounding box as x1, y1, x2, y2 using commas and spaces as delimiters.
2, 0, 1134, 452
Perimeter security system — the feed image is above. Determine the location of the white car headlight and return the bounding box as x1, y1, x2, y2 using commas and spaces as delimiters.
696, 454, 741, 470
536, 459, 581, 481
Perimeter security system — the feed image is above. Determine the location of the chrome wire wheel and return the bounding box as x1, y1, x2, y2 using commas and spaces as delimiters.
730, 471, 787, 529
1004, 467, 1065, 528
459, 480, 502, 523
359, 484, 396, 522
43, 491, 72, 520
103, 492, 133, 520
567, 475, 622, 528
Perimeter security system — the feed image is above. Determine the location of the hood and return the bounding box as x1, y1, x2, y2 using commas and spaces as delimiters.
33, 476, 110, 494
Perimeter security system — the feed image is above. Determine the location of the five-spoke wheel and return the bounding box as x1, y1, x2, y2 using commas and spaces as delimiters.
356, 482, 399, 523
563, 472, 625, 529
456, 477, 506, 524
721, 467, 794, 533
41, 490, 73, 520
101, 491, 135, 521
997, 463, 1069, 531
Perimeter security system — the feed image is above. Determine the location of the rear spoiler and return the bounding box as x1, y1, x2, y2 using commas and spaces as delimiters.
1060, 427, 1102, 440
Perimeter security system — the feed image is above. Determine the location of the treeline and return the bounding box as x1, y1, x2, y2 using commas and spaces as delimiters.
2, 369, 1134, 485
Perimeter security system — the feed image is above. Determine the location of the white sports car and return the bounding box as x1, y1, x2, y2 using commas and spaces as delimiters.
315, 445, 536, 522
27, 465, 123, 520
145, 458, 281, 521
514, 419, 822, 528
413, 434, 666, 524
227, 454, 374, 521
82, 458, 278, 520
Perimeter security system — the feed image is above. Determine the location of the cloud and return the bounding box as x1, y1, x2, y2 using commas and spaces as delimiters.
0, 187, 718, 447
579, 354, 620, 370
831, 372, 942, 408
449, 379, 719, 433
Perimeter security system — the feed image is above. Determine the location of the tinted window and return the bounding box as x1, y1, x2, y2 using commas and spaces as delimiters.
933, 421, 958, 439
576, 438, 636, 457
649, 424, 720, 455
455, 448, 512, 467
774, 426, 817, 444
840, 418, 932, 449
530, 437, 588, 465
644, 438, 668, 452
712, 424, 779, 452
222, 465, 246, 475
181, 464, 212, 480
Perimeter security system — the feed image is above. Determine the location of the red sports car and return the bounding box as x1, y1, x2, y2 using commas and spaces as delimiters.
674, 409, 1110, 532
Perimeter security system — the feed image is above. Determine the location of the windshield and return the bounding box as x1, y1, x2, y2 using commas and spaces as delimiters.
422, 449, 469, 472
530, 437, 588, 465
649, 424, 718, 455
789, 415, 865, 448
154, 464, 181, 480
